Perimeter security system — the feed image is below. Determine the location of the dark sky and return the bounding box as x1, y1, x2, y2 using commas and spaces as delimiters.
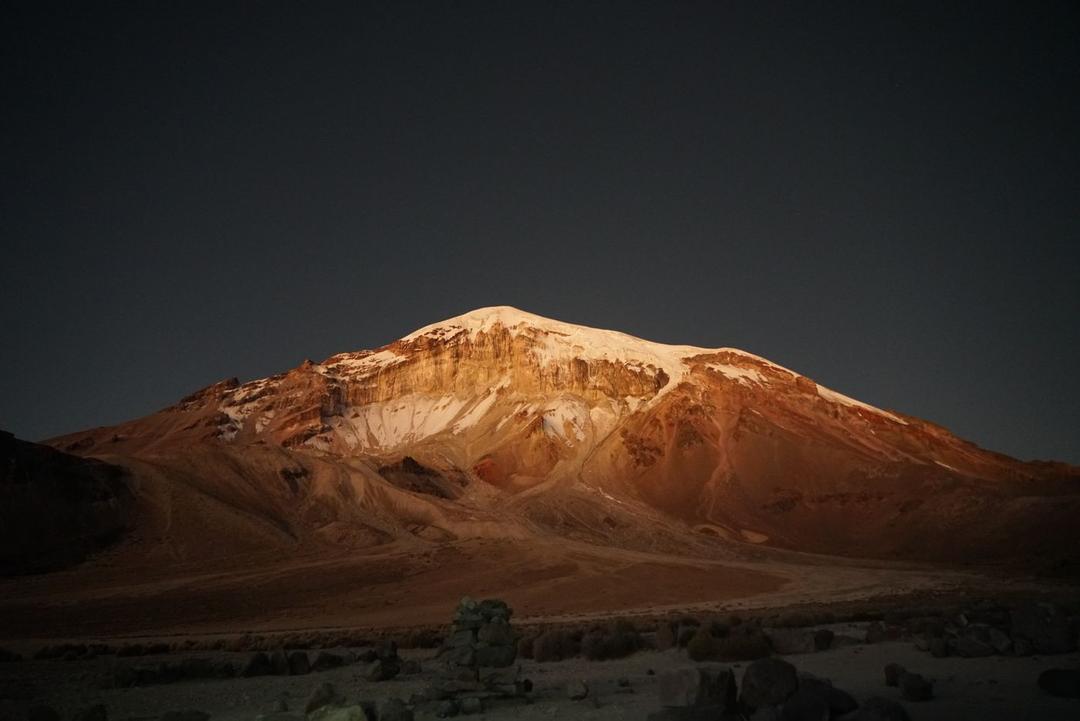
3, 2, 1078, 463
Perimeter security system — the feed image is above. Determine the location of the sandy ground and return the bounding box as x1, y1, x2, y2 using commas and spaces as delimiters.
0, 537, 1055, 642
3, 537, 1078, 719
2, 634, 1079, 720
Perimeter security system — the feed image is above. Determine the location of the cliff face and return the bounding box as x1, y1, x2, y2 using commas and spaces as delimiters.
45, 306, 1080, 565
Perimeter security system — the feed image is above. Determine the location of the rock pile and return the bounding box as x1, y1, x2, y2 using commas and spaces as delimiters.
362, 640, 402, 682
909, 600, 1078, 659
418, 597, 531, 715
648, 658, 908, 721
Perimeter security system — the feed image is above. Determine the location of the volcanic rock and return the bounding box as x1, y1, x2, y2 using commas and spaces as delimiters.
899, 672, 933, 701
658, 666, 737, 710
740, 658, 799, 712
1037, 668, 1080, 698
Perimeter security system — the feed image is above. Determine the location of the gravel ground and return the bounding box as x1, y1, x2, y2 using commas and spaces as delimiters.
2, 631, 1079, 721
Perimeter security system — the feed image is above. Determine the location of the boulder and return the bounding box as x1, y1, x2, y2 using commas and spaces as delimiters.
812, 630, 834, 651
1011, 602, 1076, 654
905, 616, 946, 637
311, 652, 346, 671
474, 644, 515, 668
949, 636, 993, 658
177, 657, 215, 680
899, 672, 933, 701
27, 707, 60, 721
440, 646, 476, 668
378, 698, 413, 721
242, 652, 272, 677
270, 649, 290, 675
435, 700, 459, 718
717, 626, 772, 660
987, 627, 1013, 655
779, 689, 828, 721
1037, 668, 1080, 698
288, 651, 310, 675
846, 697, 911, 721
73, 707, 108, 721
159, 712, 210, 721
566, 680, 589, 700
477, 618, 514, 646
647, 708, 730, 721
364, 657, 401, 682
740, 658, 799, 712
308, 707, 371, 721
796, 678, 858, 716
864, 622, 887, 644
750, 708, 783, 721
459, 697, 483, 714
765, 628, 816, 655
658, 666, 737, 710
305, 682, 344, 715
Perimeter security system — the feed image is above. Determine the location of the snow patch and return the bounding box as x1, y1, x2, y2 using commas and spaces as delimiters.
817, 386, 907, 425
452, 390, 500, 433
541, 397, 589, 443
707, 363, 765, 384
346, 394, 468, 449
326, 349, 406, 374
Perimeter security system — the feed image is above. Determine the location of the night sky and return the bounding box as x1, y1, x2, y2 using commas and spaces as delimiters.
3, 2, 1078, 463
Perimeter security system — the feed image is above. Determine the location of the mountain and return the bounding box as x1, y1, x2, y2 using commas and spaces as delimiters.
36, 306, 1078, 572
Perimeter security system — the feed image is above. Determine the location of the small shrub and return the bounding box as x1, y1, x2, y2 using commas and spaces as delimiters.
580, 623, 644, 661
774, 612, 813, 628
716, 627, 771, 660
532, 630, 580, 662
677, 624, 699, 648
686, 627, 721, 661
655, 622, 677, 650
402, 629, 441, 649
517, 634, 536, 659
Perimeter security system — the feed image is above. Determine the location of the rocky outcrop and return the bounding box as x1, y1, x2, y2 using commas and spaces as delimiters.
0, 431, 133, 574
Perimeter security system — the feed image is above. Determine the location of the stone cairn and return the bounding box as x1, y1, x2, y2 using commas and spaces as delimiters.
422, 597, 532, 713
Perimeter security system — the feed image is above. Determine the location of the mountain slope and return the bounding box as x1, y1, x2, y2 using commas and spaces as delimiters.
44, 306, 1080, 567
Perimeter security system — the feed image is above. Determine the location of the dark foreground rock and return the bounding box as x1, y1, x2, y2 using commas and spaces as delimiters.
899, 672, 933, 702
657, 665, 737, 710
740, 658, 799, 712
1038, 668, 1080, 698
159, 712, 210, 721
845, 697, 911, 721
305, 682, 345, 715
73, 706, 108, 721
1011, 602, 1076, 655
883, 663, 905, 687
